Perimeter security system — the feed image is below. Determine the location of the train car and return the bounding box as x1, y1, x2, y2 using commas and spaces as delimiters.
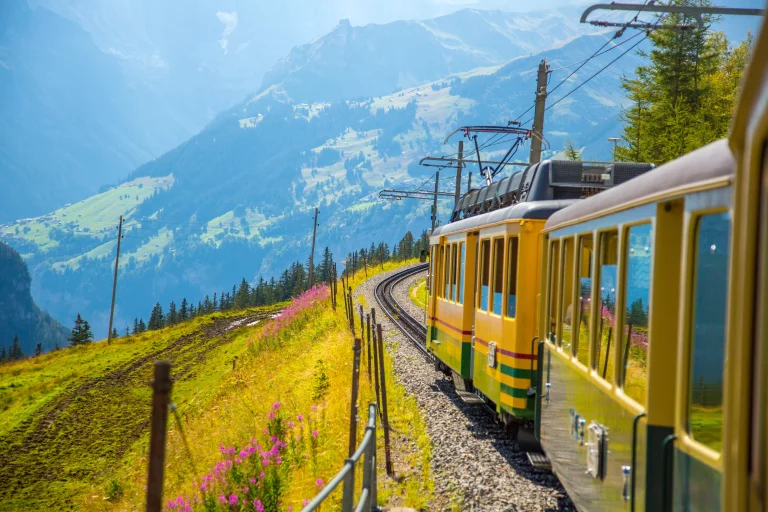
427, 159, 653, 431
535, 10, 768, 511
537, 139, 734, 511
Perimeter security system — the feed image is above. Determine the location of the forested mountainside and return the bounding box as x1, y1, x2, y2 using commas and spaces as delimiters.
0, 241, 67, 356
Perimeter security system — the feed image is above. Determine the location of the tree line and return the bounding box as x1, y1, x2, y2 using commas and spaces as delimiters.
341, 230, 430, 278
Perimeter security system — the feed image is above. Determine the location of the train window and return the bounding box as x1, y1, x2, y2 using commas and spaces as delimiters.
457, 242, 465, 305
451, 244, 458, 301
595, 230, 619, 383
429, 247, 435, 297
437, 245, 444, 299
560, 238, 575, 351
621, 223, 653, 407
492, 238, 505, 315
444, 244, 451, 299
688, 212, 730, 452
506, 237, 519, 318
479, 239, 491, 311
575, 235, 593, 366
547, 239, 561, 342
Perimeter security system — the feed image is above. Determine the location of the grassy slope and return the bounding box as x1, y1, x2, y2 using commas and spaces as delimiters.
409, 277, 427, 310
0, 304, 282, 510
0, 260, 433, 511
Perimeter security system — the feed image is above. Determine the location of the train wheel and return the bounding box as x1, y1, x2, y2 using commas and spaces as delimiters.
503, 414, 520, 440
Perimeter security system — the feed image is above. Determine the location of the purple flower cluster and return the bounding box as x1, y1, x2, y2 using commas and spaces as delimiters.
250, 285, 329, 349
165, 403, 326, 512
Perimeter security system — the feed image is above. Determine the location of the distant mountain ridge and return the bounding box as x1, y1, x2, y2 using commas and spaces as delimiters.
259, 7, 596, 102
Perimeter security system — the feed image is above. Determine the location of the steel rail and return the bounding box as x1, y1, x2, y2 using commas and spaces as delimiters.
374, 264, 431, 360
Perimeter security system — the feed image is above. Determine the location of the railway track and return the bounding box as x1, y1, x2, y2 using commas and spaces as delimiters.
373, 263, 431, 359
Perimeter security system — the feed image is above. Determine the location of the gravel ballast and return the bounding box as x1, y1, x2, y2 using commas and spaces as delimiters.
355, 264, 573, 512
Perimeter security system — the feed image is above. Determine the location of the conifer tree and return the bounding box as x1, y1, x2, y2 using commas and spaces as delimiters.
35, 343, 42, 356
213, 293, 218, 313
125, 327, 130, 337
180, 298, 189, 321
167, 301, 178, 325
0, 346, 6, 363
148, 302, 165, 330
111, 328, 119, 339
82, 320, 94, 343
68, 314, 88, 346
138, 318, 147, 333
615, 1, 751, 163
563, 141, 582, 161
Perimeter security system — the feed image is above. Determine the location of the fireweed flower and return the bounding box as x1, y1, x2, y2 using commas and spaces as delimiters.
303, 499, 310, 506
316, 478, 324, 487
312, 430, 319, 438
228, 494, 238, 505
297, 413, 304, 422
254, 500, 265, 512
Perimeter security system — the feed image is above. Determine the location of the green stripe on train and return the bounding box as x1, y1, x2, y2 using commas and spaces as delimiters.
500, 364, 532, 380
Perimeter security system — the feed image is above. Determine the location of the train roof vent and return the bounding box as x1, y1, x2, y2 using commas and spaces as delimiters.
549, 160, 655, 193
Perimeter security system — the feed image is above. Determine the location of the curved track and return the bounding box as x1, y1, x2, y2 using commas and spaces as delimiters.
374, 263, 431, 359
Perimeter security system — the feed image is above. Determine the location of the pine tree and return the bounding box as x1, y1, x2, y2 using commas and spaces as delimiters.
213, 293, 218, 312
235, 278, 250, 309
35, 343, 42, 356
148, 303, 165, 330
54, 343, 60, 351
563, 141, 582, 161
10, 335, 23, 360
615, 1, 749, 164
111, 328, 119, 339
125, 326, 130, 337
180, 298, 189, 321
138, 318, 147, 333
167, 301, 178, 326
133, 317, 139, 335
68, 314, 87, 346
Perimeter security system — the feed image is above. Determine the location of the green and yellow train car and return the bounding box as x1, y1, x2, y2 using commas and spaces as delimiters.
538, 139, 734, 511
427, 160, 653, 427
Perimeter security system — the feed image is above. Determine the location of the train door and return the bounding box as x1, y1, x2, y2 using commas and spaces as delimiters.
671, 188, 732, 512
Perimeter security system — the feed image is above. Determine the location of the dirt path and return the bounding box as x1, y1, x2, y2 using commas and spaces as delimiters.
0, 309, 276, 511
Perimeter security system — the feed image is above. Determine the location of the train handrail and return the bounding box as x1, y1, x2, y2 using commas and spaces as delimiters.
301, 403, 379, 512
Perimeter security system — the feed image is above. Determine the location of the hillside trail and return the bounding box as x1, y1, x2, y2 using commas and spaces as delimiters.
0, 309, 276, 510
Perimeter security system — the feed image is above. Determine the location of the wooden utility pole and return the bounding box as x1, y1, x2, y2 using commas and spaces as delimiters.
308, 207, 319, 288
431, 170, 440, 233
107, 215, 123, 343
529, 59, 549, 165
454, 141, 463, 208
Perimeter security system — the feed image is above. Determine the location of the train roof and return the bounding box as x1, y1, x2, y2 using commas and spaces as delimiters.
544, 138, 734, 232
432, 199, 578, 238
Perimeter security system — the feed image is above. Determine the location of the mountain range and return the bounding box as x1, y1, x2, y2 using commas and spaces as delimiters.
0, 4, 759, 345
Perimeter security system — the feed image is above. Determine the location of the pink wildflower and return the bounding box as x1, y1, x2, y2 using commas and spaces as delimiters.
316, 478, 324, 487
259, 471, 265, 478
297, 413, 304, 422
273, 402, 281, 410
228, 494, 238, 505
249, 478, 257, 484
276, 457, 282, 464
303, 499, 310, 506
269, 412, 275, 420
312, 430, 319, 438
218, 495, 226, 504
254, 499, 265, 512
312, 404, 318, 412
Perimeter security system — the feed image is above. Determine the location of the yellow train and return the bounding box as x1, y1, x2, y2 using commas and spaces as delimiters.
426, 12, 768, 512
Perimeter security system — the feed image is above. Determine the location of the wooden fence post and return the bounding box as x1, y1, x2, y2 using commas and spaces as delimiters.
376, 323, 394, 475
366, 313, 372, 382
146, 362, 172, 512
348, 338, 362, 457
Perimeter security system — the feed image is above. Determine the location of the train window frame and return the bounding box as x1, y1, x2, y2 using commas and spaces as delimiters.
558, 236, 576, 352
491, 237, 505, 316
438, 245, 445, 299
546, 238, 561, 345
593, 228, 620, 386
505, 236, 519, 319
444, 243, 451, 300
684, 209, 731, 456
618, 220, 654, 408
478, 238, 492, 312
457, 242, 465, 305
451, 243, 458, 302
429, 246, 435, 297
574, 233, 594, 368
